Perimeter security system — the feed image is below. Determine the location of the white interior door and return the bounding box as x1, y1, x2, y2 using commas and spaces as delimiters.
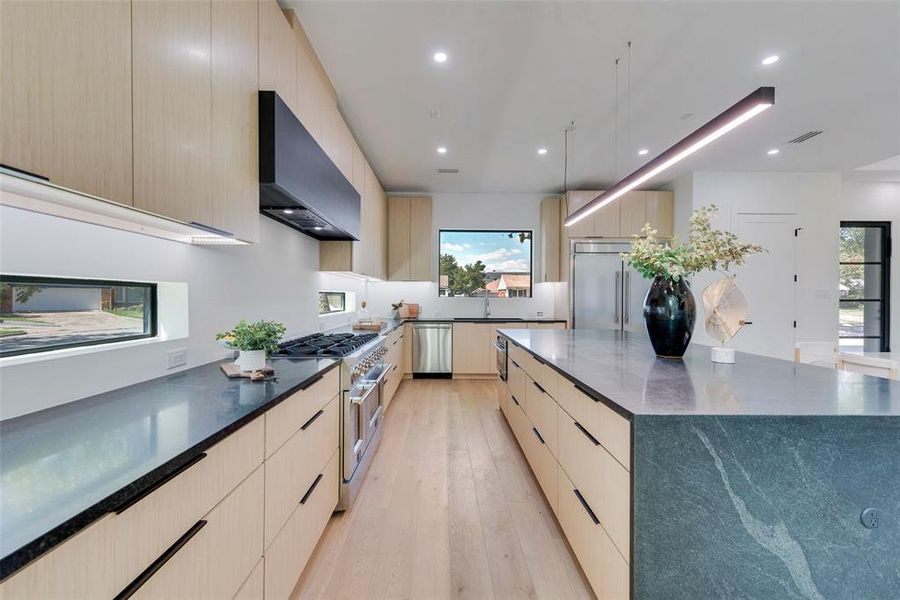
731, 213, 797, 360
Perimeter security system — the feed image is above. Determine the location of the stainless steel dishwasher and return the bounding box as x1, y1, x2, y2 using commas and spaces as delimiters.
412, 322, 452, 378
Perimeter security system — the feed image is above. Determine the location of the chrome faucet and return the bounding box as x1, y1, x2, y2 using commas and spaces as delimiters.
484, 292, 491, 318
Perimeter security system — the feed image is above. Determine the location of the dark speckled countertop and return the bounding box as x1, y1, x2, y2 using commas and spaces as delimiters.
499, 328, 900, 417
0, 356, 338, 579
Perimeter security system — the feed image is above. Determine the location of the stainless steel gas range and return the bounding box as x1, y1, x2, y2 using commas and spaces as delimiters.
274, 331, 392, 510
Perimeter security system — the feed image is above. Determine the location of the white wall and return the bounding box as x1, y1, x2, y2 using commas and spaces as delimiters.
686, 172, 842, 358
366, 192, 557, 319
839, 179, 900, 347
0, 205, 325, 419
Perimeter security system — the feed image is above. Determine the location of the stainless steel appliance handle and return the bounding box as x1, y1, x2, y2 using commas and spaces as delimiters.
374, 364, 394, 384
494, 341, 506, 352
614, 271, 621, 324
624, 271, 630, 324
350, 382, 377, 406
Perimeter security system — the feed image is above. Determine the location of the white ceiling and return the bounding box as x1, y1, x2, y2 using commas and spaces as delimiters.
290, 1, 900, 193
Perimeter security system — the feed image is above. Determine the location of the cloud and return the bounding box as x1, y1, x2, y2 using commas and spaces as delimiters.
441, 242, 466, 252
485, 258, 530, 272
471, 247, 522, 262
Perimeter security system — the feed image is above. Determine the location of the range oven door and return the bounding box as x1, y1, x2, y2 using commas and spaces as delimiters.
344, 365, 391, 482
495, 336, 508, 381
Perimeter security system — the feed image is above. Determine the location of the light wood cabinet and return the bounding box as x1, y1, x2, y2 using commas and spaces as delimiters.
452, 322, 493, 375
540, 197, 561, 282
564, 191, 601, 239
289, 11, 336, 148
233, 559, 264, 600
402, 323, 413, 374
264, 367, 339, 457
212, 0, 260, 243
619, 192, 648, 238
259, 0, 297, 116
646, 191, 675, 236
132, 0, 212, 226
525, 376, 559, 457
264, 395, 339, 548
131, 466, 265, 600
388, 196, 433, 281
564, 190, 674, 240
0, 0, 133, 206
265, 449, 340, 600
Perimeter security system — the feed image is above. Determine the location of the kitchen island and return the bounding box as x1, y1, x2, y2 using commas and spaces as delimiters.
498, 328, 900, 599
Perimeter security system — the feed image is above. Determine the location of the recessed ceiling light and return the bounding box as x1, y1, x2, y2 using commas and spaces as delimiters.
436, 146, 447, 154
433, 51, 448, 63
761, 55, 779, 66
283, 209, 294, 215
767, 148, 780, 155
313, 226, 324, 231
537, 148, 548, 155
637, 148, 649, 156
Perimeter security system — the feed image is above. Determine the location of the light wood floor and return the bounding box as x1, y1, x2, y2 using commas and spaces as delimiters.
291, 378, 593, 600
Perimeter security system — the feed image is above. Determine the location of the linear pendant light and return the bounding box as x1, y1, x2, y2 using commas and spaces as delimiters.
565, 86, 775, 227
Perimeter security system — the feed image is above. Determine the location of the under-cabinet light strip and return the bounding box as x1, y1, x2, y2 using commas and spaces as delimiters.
565, 86, 775, 227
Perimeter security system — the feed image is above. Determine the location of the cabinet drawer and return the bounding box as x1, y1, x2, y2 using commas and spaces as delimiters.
507, 358, 522, 401
525, 376, 559, 457
558, 466, 629, 599
558, 415, 631, 559
557, 379, 631, 470
516, 350, 558, 400
112, 417, 264, 594
524, 419, 558, 514
233, 559, 264, 600
265, 368, 339, 457
129, 465, 265, 600
265, 395, 339, 548
507, 392, 529, 450
265, 449, 339, 600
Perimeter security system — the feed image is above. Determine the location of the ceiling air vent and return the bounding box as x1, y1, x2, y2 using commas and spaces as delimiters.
788, 130, 823, 144
437, 168, 460, 174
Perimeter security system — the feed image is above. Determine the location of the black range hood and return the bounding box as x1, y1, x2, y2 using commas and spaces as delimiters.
259, 91, 360, 240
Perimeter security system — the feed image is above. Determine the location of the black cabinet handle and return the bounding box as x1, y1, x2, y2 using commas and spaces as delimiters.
532, 381, 546, 395
114, 453, 207, 514
574, 489, 600, 525
510, 359, 520, 368
114, 520, 207, 600
574, 383, 600, 402
533, 355, 547, 365
532, 427, 545, 445
574, 422, 600, 446
300, 473, 324, 505
300, 409, 325, 431
511, 395, 520, 406
300, 374, 324, 391
392, 340, 398, 346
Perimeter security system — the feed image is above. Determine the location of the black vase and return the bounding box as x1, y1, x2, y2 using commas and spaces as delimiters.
643, 275, 696, 358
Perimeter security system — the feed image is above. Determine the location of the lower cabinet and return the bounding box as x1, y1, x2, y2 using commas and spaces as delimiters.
453, 321, 566, 378
500, 345, 631, 599
130, 466, 265, 600
265, 449, 340, 599
233, 559, 264, 600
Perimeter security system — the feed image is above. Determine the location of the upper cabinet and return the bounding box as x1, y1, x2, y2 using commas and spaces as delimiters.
211, 0, 260, 243
562, 191, 674, 240
132, 0, 213, 226
388, 196, 433, 281
259, 0, 298, 117
539, 196, 561, 283
0, 0, 133, 206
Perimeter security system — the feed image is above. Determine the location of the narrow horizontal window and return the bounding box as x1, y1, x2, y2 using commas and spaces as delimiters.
0, 275, 157, 357
318, 291, 347, 315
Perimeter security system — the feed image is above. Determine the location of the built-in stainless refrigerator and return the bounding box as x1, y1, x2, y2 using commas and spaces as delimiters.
571, 242, 651, 332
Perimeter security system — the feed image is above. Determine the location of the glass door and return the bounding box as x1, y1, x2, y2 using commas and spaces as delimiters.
839, 222, 891, 352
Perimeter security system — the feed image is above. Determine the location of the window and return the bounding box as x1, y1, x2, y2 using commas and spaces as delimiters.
318, 291, 347, 315
439, 230, 533, 297
839, 222, 891, 352
0, 275, 157, 357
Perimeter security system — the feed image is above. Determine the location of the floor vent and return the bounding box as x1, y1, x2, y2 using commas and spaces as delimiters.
788, 130, 823, 144
437, 168, 460, 174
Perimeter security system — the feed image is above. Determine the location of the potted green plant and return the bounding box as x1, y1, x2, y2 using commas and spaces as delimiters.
216, 319, 286, 371
623, 206, 763, 358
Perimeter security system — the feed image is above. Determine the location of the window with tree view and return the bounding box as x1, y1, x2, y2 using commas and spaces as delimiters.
0, 276, 157, 357
439, 230, 533, 297
839, 222, 890, 352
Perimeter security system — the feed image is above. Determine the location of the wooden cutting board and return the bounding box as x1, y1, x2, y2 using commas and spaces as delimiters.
220, 362, 275, 381
353, 320, 385, 331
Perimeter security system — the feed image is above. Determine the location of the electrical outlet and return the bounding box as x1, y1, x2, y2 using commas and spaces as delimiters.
537, 311, 544, 317
167, 348, 187, 370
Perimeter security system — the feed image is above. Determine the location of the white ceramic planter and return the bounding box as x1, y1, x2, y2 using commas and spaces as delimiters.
236, 349, 266, 372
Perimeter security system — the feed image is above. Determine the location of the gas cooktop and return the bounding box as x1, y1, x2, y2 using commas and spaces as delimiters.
274, 332, 379, 358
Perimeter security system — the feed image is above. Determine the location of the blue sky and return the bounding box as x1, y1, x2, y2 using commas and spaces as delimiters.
439, 230, 531, 273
